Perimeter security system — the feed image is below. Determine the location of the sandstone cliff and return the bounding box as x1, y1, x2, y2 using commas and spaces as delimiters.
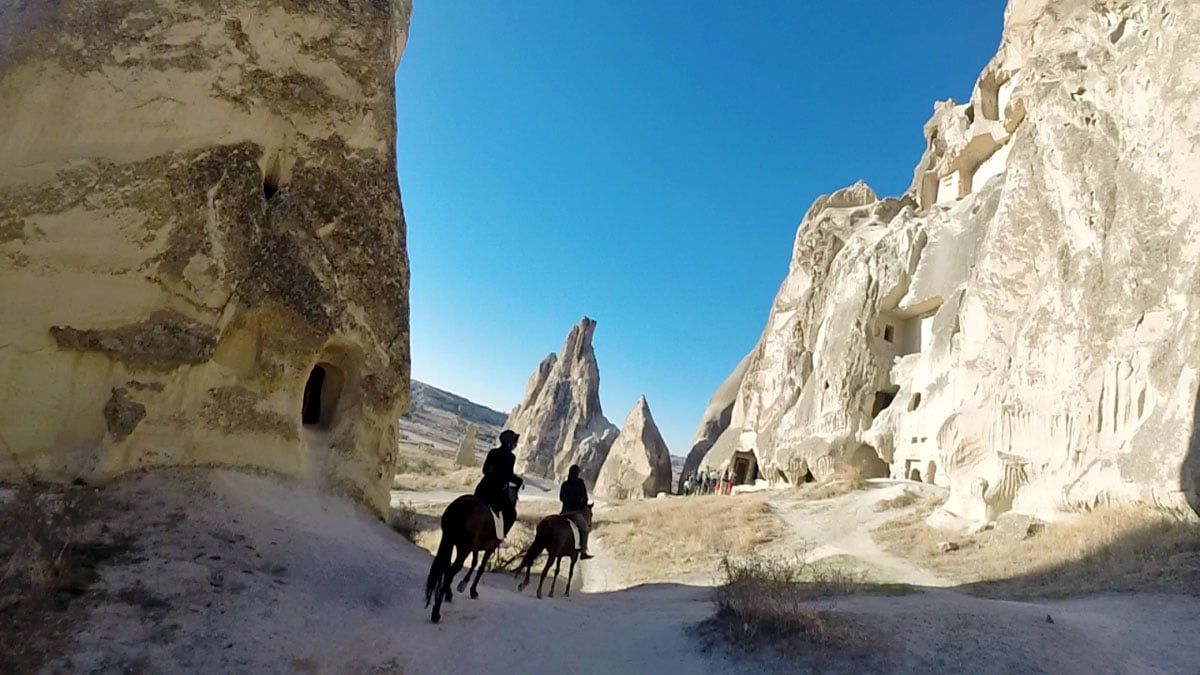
508, 318, 618, 483
595, 396, 673, 500
0, 0, 413, 515
678, 352, 752, 492
698, 0, 1200, 519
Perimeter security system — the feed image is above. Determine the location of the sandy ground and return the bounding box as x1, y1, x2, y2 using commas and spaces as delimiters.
16, 469, 1200, 674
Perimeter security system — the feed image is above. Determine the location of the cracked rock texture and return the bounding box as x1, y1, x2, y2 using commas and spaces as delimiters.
0, 0, 414, 515
595, 396, 673, 500
698, 0, 1200, 519
508, 318, 618, 485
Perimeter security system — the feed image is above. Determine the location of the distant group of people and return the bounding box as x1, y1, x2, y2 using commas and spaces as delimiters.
681, 467, 736, 496
472, 429, 592, 558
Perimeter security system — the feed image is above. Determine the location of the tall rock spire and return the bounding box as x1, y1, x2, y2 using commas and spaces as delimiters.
507, 318, 617, 483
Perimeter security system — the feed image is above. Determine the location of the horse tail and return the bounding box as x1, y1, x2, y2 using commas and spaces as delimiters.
425, 531, 454, 607
516, 518, 551, 574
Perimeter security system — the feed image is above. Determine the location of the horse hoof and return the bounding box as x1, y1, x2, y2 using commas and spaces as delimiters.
536, 591, 543, 599
431, 614, 440, 623
444, 593, 453, 604
470, 590, 479, 600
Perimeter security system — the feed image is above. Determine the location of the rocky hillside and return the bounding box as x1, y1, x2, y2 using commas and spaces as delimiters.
696, 0, 1200, 520
400, 380, 506, 451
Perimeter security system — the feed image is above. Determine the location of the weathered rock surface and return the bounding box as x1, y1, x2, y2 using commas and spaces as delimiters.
595, 397, 673, 500
0, 0, 414, 515
455, 424, 479, 467
508, 318, 618, 483
678, 352, 752, 491
697, 0, 1200, 519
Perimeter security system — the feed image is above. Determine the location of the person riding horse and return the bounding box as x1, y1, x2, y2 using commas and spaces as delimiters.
474, 429, 523, 539
559, 464, 593, 559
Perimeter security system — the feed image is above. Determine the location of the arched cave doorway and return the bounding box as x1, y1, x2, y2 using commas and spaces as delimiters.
732, 450, 759, 485
926, 461, 938, 484
851, 444, 890, 479
301, 362, 344, 430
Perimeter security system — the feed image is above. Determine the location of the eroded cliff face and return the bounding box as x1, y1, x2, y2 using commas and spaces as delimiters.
0, 0, 413, 515
701, 0, 1200, 519
508, 318, 618, 484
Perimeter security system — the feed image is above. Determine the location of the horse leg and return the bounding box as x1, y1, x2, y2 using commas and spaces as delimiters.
536, 557, 553, 599
469, 549, 492, 599
565, 554, 578, 597
457, 550, 478, 594
549, 556, 562, 598
444, 546, 468, 604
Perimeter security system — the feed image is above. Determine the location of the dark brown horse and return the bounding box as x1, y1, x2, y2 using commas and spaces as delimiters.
423, 494, 506, 622
514, 504, 592, 599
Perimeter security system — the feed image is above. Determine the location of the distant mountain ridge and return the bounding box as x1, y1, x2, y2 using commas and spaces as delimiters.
401, 380, 508, 451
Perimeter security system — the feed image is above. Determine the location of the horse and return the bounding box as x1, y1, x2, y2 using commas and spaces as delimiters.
423, 493, 509, 623
514, 503, 593, 599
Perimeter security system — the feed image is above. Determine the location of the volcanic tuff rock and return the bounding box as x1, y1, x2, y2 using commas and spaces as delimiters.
456, 424, 479, 467
401, 379, 505, 450
508, 318, 618, 484
678, 352, 752, 492
595, 397, 673, 500
0, 0, 413, 515
699, 0, 1200, 519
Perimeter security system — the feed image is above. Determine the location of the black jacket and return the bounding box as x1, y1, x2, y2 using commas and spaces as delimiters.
559, 476, 589, 512
477, 447, 522, 496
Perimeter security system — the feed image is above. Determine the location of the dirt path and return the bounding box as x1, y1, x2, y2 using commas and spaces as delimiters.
764, 480, 952, 587
33, 469, 1200, 674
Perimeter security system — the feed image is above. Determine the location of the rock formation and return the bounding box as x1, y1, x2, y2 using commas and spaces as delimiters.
0, 0, 414, 515
678, 352, 752, 492
508, 318, 618, 483
697, 0, 1200, 519
456, 424, 479, 467
595, 397, 673, 500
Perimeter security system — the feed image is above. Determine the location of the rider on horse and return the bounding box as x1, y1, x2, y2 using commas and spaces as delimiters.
559, 464, 593, 559
474, 429, 523, 539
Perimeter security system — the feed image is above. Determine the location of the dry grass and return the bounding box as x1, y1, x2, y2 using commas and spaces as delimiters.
874, 488, 921, 512
702, 553, 872, 660
778, 467, 869, 501
873, 498, 1200, 598
593, 495, 783, 584
0, 483, 131, 673
391, 445, 479, 492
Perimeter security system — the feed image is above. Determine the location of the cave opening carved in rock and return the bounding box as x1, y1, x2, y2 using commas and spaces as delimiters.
302, 363, 344, 430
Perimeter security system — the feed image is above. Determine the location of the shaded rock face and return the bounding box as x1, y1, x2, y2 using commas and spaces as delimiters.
595, 397, 673, 500
508, 318, 618, 484
0, 0, 414, 515
678, 352, 752, 492
698, 0, 1200, 519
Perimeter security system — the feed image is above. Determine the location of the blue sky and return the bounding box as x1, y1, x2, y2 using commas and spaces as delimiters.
395, 1, 1006, 456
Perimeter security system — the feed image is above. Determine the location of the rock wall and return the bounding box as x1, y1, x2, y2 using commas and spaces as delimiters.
595, 397, 673, 500
678, 352, 751, 492
699, 0, 1200, 519
0, 0, 413, 515
508, 318, 618, 484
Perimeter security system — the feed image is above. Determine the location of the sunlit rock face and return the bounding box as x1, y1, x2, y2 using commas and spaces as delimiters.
508, 318, 618, 485
595, 397, 673, 500
0, 0, 414, 515
699, 0, 1200, 519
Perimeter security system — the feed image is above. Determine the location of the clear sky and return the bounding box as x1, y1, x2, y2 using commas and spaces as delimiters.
395, 1, 1007, 457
